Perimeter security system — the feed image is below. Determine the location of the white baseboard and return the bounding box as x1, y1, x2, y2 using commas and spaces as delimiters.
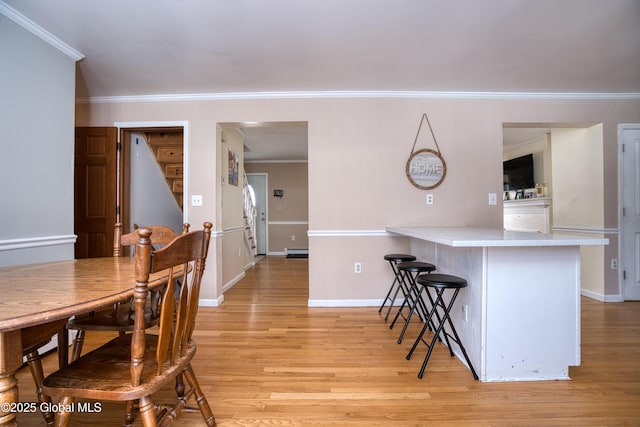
580, 288, 624, 302
308, 299, 382, 307
223, 271, 245, 293
199, 296, 224, 307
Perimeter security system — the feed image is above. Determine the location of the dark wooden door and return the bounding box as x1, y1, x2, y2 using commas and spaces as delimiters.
74, 127, 117, 258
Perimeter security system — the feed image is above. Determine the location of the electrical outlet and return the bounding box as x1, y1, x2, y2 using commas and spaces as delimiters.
426, 194, 434, 205
191, 194, 203, 206
354, 262, 362, 273
611, 258, 618, 269
291, 235, 296, 241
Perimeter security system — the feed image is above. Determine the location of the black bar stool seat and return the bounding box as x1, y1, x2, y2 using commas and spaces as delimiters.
407, 273, 478, 380
421, 273, 467, 289
379, 254, 417, 321
390, 261, 436, 344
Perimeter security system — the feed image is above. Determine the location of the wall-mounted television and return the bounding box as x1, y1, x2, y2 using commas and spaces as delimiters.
503, 153, 534, 190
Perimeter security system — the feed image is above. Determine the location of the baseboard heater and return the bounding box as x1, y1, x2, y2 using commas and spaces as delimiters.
285, 248, 309, 258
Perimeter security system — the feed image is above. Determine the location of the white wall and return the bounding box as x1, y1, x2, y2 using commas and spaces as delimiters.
76, 97, 640, 303
219, 125, 249, 290
129, 133, 183, 233
0, 15, 77, 266
551, 125, 605, 298
552, 126, 604, 228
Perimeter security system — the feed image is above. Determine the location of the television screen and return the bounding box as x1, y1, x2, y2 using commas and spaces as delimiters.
503, 154, 534, 190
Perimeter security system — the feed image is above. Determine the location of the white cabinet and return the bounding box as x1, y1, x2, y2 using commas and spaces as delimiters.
503, 198, 552, 233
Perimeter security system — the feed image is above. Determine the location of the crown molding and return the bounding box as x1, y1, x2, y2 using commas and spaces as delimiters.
77, 90, 640, 104
0, 1, 84, 61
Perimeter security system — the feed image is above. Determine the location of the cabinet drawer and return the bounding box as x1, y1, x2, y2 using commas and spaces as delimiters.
165, 164, 183, 178
157, 147, 183, 163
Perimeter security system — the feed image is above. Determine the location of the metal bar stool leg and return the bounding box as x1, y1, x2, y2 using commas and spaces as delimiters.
389, 262, 436, 343
418, 288, 460, 378
389, 269, 413, 330
406, 273, 478, 380
416, 275, 447, 342
406, 288, 448, 362
435, 292, 479, 380
382, 260, 408, 321
396, 271, 423, 344
380, 254, 416, 321
379, 260, 400, 314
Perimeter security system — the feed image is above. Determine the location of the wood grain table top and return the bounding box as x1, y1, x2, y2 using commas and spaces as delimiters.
0, 257, 165, 333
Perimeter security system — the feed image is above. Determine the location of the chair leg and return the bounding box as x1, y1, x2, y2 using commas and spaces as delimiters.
25, 351, 55, 426
183, 365, 216, 426
124, 400, 136, 426
138, 396, 157, 427
71, 330, 85, 361
175, 373, 185, 398
54, 396, 74, 427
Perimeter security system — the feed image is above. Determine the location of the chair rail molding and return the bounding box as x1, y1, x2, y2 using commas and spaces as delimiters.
0, 235, 77, 251
307, 229, 390, 237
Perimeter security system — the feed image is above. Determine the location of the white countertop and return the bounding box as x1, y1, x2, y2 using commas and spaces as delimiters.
386, 226, 609, 247
503, 197, 552, 207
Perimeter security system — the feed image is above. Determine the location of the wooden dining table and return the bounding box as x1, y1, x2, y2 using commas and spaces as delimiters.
0, 256, 169, 426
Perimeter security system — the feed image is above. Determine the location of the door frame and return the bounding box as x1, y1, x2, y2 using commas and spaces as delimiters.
246, 173, 268, 255
114, 121, 189, 232
618, 123, 640, 300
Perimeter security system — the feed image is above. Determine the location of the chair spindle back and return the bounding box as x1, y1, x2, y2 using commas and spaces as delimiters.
132, 222, 212, 385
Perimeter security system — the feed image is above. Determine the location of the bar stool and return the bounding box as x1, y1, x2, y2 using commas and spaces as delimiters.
406, 273, 479, 380
390, 261, 436, 344
379, 254, 417, 321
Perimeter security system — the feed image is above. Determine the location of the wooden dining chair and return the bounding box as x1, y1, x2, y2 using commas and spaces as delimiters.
66, 222, 190, 361
21, 319, 68, 426
43, 222, 215, 426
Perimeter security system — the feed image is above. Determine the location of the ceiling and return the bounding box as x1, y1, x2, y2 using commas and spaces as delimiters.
5, 0, 639, 98
222, 122, 308, 162
4, 0, 639, 160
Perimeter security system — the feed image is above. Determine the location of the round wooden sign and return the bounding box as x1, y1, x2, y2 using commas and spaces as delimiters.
406, 149, 447, 190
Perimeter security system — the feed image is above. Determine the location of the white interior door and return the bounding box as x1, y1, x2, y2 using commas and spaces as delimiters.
621, 125, 640, 300
247, 173, 267, 255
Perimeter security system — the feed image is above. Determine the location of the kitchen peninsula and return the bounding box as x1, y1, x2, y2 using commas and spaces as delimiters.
386, 226, 608, 382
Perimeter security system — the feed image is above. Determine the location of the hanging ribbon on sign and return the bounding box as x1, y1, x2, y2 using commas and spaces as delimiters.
405, 113, 447, 190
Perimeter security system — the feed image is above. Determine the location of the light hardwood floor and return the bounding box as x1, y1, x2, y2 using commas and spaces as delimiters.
16, 256, 640, 426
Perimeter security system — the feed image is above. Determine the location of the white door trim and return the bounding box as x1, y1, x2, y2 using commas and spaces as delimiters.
618, 123, 640, 300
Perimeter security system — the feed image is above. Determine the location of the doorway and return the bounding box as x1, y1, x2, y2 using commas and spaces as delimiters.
620, 124, 640, 300
219, 121, 308, 258
74, 122, 187, 258
503, 123, 610, 299
116, 121, 188, 237
247, 173, 268, 255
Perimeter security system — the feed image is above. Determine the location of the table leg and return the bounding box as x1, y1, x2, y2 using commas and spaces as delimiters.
0, 330, 22, 426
